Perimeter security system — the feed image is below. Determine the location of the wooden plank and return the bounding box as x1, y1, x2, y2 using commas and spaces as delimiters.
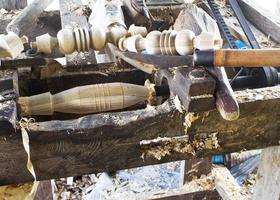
252, 146, 280, 200
0, 0, 27, 10
180, 158, 212, 186
0, 86, 279, 184
237, 0, 280, 43
149, 190, 221, 200
59, 0, 97, 67
213, 166, 247, 200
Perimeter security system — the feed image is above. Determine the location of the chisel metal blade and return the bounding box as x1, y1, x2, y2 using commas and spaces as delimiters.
116, 50, 194, 74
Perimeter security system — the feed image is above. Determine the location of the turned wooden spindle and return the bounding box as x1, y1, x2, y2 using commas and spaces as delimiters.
0, 32, 24, 58
18, 82, 155, 116
118, 34, 146, 53
118, 29, 223, 56
146, 30, 223, 55
34, 24, 128, 55
57, 26, 108, 55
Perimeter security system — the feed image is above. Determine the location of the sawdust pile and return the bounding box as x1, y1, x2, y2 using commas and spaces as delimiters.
235, 86, 280, 103
140, 132, 220, 160
0, 8, 20, 19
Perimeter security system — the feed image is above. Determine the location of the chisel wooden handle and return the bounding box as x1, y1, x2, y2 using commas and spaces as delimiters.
206, 67, 239, 121
195, 49, 280, 67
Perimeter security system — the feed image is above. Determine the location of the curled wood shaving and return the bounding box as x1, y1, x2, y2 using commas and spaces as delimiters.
184, 112, 199, 133
145, 79, 156, 106
17, 118, 39, 200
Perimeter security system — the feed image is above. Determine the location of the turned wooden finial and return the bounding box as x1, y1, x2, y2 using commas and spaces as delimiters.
0, 32, 24, 58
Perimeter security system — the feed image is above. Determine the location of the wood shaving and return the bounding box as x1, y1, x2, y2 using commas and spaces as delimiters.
184, 112, 199, 133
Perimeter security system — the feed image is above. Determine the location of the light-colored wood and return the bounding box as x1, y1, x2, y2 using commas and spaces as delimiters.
128, 24, 148, 37
193, 31, 222, 51
252, 146, 280, 200
145, 31, 162, 55
214, 49, 280, 67
175, 29, 195, 55
0, 32, 24, 58
45, 26, 220, 56
120, 34, 146, 53
91, 25, 107, 50
123, 29, 222, 56
18, 82, 153, 116
56, 28, 76, 55
34, 33, 58, 54
106, 25, 128, 46
56, 25, 125, 55
213, 166, 247, 200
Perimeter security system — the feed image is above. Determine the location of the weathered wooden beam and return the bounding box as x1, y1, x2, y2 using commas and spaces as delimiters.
6, 0, 54, 36
0, 0, 27, 10
0, 86, 279, 185
237, 0, 280, 43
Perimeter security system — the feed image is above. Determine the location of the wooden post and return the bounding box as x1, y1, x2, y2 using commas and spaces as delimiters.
252, 146, 280, 200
